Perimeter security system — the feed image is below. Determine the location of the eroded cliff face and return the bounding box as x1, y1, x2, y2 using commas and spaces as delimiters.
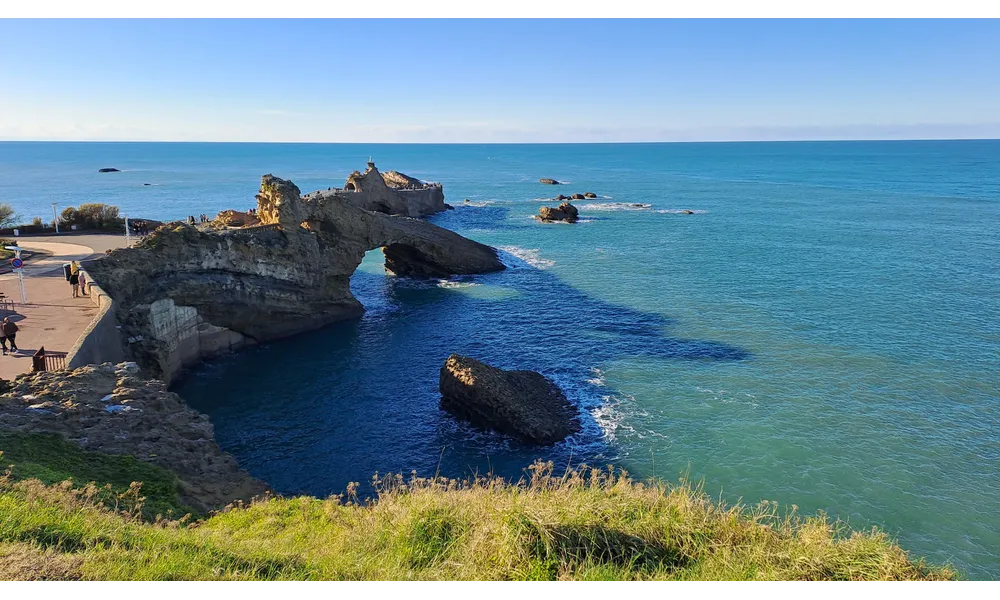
84, 174, 504, 384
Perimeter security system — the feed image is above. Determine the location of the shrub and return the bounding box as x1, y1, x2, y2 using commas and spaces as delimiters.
60, 204, 123, 231
31, 217, 43, 227
0, 203, 19, 229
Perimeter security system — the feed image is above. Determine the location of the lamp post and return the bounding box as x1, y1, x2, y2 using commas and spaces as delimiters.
52, 203, 59, 234
124, 214, 131, 248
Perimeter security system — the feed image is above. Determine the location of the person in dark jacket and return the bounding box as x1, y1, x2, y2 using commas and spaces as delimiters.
1, 317, 18, 354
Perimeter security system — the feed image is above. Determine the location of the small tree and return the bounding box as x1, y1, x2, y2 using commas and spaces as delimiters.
0, 203, 20, 229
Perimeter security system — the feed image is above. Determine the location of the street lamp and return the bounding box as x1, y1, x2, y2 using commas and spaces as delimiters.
52, 203, 59, 234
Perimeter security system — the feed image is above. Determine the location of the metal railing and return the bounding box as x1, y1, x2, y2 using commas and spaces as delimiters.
32, 347, 68, 372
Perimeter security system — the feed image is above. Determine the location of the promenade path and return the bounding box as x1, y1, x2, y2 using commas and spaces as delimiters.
0, 233, 134, 381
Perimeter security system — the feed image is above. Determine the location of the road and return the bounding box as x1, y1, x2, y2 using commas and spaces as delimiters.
0, 233, 133, 381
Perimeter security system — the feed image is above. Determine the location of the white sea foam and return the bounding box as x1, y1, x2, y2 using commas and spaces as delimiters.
591, 394, 637, 442
585, 367, 606, 387
498, 246, 555, 269
436, 280, 482, 289
655, 209, 707, 214
459, 200, 493, 207
696, 387, 759, 408
579, 202, 653, 211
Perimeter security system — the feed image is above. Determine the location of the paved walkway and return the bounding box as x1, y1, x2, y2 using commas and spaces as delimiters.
0, 233, 135, 381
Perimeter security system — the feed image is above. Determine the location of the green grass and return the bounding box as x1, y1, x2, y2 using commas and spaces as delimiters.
0, 444, 955, 581
0, 432, 192, 520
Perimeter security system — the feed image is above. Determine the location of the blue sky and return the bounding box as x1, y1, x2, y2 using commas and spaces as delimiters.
1, 19, 998, 142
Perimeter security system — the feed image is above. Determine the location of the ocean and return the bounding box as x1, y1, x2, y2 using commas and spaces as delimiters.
1, 140, 998, 577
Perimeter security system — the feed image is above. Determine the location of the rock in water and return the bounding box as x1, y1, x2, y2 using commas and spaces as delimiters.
537, 202, 580, 223
571, 193, 585, 200
98, 167, 120, 173
583, 192, 597, 198
439, 354, 581, 444
539, 178, 561, 185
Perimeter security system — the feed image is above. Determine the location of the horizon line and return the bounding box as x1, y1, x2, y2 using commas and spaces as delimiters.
3, 137, 1000, 145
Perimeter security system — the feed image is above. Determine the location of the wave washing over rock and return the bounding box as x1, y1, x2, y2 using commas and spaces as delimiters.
497, 246, 555, 269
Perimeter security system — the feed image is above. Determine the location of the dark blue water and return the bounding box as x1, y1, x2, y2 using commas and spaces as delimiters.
3, 141, 998, 577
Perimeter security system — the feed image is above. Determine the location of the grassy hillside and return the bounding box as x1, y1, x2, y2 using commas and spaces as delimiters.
0, 433, 955, 581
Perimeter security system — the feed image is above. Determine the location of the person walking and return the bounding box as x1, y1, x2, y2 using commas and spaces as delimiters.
69, 260, 81, 298
2, 317, 18, 354
0, 324, 7, 356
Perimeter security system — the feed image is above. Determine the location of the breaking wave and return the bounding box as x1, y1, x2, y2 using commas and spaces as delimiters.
497, 246, 555, 269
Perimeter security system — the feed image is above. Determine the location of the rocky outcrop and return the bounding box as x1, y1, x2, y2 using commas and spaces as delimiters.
539, 178, 561, 185
584, 192, 597, 198
571, 193, 584, 200
214, 209, 260, 228
0, 362, 268, 513
305, 161, 447, 217
98, 168, 120, 173
537, 202, 580, 223
439, 354, 581, 444
84, 174, 505, 384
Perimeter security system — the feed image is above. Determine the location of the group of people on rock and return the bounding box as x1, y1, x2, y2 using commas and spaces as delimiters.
129, 220, 151, 235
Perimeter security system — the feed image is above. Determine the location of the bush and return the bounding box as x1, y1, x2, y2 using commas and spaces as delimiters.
60, 204, 123, 231
0, 204, 19, 229
31, 217, 43, 227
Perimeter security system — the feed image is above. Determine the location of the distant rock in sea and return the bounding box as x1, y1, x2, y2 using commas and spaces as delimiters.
439, 354, 581, 444
537, 202, 580, 223
98, 167, 120, 173
539, 178, 561, 185
584, 192, 597, 198
571, 193, 585, 200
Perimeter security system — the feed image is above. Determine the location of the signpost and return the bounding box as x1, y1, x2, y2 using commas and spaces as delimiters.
5, 246, 27, 304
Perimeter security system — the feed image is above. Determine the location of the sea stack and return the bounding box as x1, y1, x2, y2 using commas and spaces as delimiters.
537, 202, 580, 223
439, 354, 581, 444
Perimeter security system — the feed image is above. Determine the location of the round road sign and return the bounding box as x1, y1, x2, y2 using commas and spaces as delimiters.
10, 258, 23, 269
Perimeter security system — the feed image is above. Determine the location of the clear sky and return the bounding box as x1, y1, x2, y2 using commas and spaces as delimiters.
1, 19, 998, 142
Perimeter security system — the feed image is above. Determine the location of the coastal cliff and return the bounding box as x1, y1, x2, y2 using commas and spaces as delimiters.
0, 362, 266, 514
83, 173, 504, 384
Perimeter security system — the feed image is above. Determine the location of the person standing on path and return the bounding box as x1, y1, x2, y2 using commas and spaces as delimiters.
69, 260, 81, 298
2, 317, 18, 354
0, 324, 7, 356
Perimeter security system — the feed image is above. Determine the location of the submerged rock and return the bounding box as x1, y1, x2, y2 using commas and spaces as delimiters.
539, 178, 561, 185
537, 202, 580, 223
439, 354, 581, 444
0, 363, 268, 512
98, 167, 120, 173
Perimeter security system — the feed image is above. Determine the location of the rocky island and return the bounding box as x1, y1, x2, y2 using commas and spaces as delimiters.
440, 354, 581, 444
537, 202, 580, 223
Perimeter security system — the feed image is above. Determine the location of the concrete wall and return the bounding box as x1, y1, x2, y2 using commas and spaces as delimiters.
66, 269, 126, 369
147, 297, 253, 385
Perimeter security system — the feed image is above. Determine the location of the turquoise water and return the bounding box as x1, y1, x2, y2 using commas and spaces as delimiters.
2, 141, 998, 577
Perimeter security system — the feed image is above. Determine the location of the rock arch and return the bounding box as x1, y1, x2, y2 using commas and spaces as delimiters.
85, 174, 505, 383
